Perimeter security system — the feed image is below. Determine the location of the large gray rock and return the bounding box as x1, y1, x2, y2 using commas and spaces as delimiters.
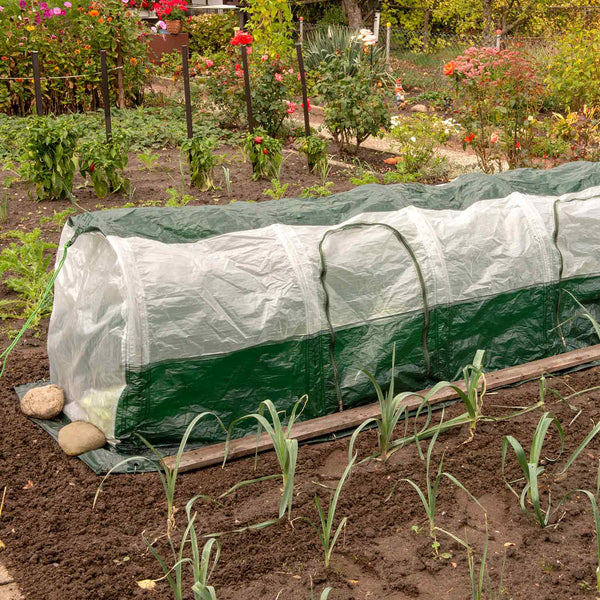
410, 104, 429, 113
20, 385, 64, 420
58, 422, 106, 456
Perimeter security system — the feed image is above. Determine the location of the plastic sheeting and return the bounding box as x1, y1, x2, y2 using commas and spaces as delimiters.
47, 164, 600, 448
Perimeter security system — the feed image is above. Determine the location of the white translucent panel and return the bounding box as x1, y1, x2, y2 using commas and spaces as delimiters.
48, 229, 127, 441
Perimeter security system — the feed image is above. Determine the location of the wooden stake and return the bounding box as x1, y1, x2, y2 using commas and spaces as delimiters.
241, 44, 254, 133
296, 43, 310, 137
31, 51, 43, 116
181, 45, 193, 139
100, 51, 112, 143
164, 344, 600, 473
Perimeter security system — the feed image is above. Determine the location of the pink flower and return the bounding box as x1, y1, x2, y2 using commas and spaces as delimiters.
490, 131, 499, 144
205, 59, 213, 68
275, 72, 282, 82
261, 54, 268, 62
288, 68, 293, 74
286, 101, 296, 114
297, 73, 301, 81
53, 6, 61, 14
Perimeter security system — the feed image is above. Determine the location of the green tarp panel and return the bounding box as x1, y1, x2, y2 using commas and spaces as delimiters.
47, 162, 600, 451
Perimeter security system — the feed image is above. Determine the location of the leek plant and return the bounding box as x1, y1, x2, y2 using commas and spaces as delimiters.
223, 396, 307, 520
348, 344, 450, 462
303, 454, 356, 568
142, 497, 221, 600
401, 410, 485, 541
94, 411, 226, 537
502, 411, 600, 527
557, 462, 600, 591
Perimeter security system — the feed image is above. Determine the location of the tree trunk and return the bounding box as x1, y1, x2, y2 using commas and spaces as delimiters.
482, 0, 493, 44
423, 9, 431, 51
342, 0, 362, 30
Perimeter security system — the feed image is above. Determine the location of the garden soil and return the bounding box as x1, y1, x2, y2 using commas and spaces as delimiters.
2, 148, 600, 600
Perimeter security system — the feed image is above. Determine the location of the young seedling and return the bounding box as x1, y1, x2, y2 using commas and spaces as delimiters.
401, 410, 485, 542
137, 149, 160, 171
223, 396, 307, 520
302, 454, 356, 568
437, 516, 506, 600
94, 411, 226, 537
502, 412, 600, 527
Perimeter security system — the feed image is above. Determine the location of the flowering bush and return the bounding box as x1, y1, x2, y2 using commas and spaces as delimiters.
445, 46, 544, 172
182, 12, 237, 55
0, 0, 148, 116
152, 0, 187, 20
243, 130, 282, 180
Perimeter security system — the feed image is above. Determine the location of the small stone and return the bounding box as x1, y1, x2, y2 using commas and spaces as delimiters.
20, 385, 64, 420
58, 422, 106, 456
410, 104, 428, 113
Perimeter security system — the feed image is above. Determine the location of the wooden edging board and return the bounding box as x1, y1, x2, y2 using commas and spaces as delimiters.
164, 344, 600, 473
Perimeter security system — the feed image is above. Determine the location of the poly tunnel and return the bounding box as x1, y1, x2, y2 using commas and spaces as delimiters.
48, 162, 600, 449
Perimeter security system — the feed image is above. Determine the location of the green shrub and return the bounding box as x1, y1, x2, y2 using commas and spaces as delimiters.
20, 116, 79, 201
318, 61, 390, 153
183, 13, 237, 55
546, 25, 600, 112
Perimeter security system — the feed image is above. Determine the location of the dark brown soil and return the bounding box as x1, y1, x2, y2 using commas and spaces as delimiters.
2, 146, 600, 600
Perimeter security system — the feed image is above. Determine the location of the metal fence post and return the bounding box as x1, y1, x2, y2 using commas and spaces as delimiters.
373, 8, 381, 41
495, 29, 502, 49
296, 42, 310, 136
385, 22, 391, 72
299, 16, 304, 44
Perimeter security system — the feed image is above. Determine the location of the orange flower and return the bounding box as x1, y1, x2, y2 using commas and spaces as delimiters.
98, 17, 104, 23
84, 44, 91, 50
443, 61, 455, 76
129, 57, 138, 66
89, 9, 99, 16
0, 57, 8, 61
107, 16, 113, 22
74, 49, 81, 55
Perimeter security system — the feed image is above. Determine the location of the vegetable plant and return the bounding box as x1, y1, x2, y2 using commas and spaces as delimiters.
243, 131, 282, 181
20, 116, 79, 201
401, 410, 484, 541
298, 135, 329, 174
348, 344, 451, 462
79, 130, 131, 199
181, 136, 218, 192
502, 412, 600, 527
137, 149, 160, 171
224, 397, 307, 520
301, 454, 356, 568
0, 229, 57, 327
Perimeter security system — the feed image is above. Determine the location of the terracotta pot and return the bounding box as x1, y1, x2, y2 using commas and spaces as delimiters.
165, 19, 182, 34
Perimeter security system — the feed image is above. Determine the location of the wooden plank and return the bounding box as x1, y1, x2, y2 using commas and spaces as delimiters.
165, 344, 600, 473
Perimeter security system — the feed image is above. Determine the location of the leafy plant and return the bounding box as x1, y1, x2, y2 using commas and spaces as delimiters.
243, 131, 282, 181
182, 12, 237, 55
181, 136, 218, 192
40, 207, 77, 229
502, 412, 600, 527
165, 188, 194, 207
0, 195, 7, 222
263, 179, 289, 200
0, 229, 57, 327
300, 182, 334, 197
349, 171, 379, 186
79, 131, 131, 199
222, 166, 232, 197
137, 149, 160, 171
224, 397, 307, 520
298, 135, 329, 174
20, 116, 79, 201
244, 0, 293, 59
302, 454, 356, 568
401, 410, 484, 540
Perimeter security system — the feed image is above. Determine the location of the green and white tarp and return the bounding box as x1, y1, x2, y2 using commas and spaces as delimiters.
48, 162, 600, 449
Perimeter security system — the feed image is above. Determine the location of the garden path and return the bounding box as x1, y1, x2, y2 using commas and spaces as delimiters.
0, 563, 22, 600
